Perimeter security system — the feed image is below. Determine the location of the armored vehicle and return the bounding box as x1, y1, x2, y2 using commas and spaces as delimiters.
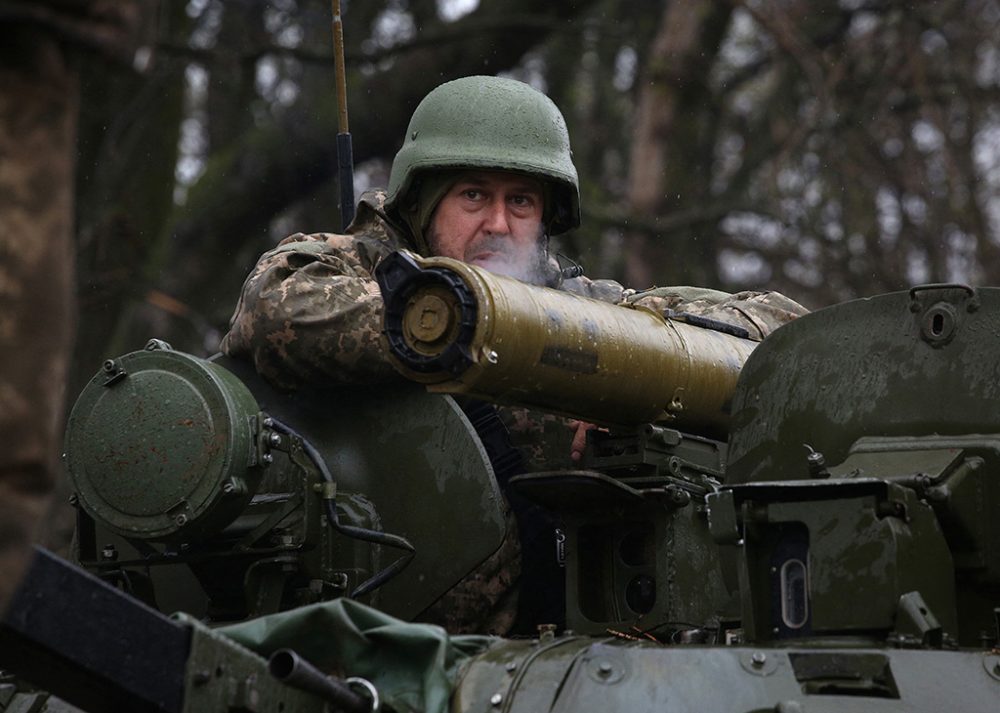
1, 259, 998, 712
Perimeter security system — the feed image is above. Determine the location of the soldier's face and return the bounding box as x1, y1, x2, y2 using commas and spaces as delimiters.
428, 171, 547, 282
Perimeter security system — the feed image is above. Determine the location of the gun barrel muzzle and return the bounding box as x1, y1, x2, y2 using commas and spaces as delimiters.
268, 648, 376, 713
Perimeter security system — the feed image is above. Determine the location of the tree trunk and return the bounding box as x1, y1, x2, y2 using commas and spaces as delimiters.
624, 0, 733, 288
0, 26, 77, 612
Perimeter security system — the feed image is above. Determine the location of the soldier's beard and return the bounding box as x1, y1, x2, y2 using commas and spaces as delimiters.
429, 227, 550, 286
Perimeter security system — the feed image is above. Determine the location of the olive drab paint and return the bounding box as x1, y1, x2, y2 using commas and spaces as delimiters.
12, 283, 1000, 712
384, 75, 581, 237
377, 250, 757, 436
65, 344, 264, 542
726, 284, 1000, 647
63, 347, 508, 625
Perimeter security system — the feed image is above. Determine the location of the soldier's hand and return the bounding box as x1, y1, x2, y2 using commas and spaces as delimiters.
568, 420, 600, 462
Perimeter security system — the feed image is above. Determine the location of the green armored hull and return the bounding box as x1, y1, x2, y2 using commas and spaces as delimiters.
454, 640, 1000, 712
2, 273, 999, 712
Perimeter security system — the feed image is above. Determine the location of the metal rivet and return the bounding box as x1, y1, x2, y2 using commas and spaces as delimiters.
263, 417, 275, 428
261, 453, 274, 464
505, 662, 517, 673
102, 359, 116, 373
174, 513, 188, 526
751, 651, 767, 667
490, 693, 503, 706
598, 661, 613, 676
268, 432, 282, 447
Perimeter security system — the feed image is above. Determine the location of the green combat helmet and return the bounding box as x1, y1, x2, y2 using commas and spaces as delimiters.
385, 75, 580, 240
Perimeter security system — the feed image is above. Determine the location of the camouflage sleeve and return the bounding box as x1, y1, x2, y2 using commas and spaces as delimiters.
626, 286, 809, 341
559, 274, 628, 303
220, 233, 401, 390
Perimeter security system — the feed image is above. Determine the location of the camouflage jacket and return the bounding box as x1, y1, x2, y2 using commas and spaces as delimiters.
221, 189, 808, 635
221, 190, 626, 391
222, 190, 806, 389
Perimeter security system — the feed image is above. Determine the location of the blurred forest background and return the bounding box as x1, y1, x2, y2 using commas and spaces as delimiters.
65, 0, 1000, 385
3, 0, 1000, 549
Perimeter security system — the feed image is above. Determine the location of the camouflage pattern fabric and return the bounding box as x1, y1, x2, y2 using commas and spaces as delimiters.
626, 285, 808, 341
418, 508, 522, 636
499, 409, 582, 473
222, 195, 806, 387
221, 192, 407, 390
221, 190, 634, 390
222, 191, 808, 635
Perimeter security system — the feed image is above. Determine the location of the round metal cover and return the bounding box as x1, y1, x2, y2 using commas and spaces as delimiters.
65, 348, 261, 541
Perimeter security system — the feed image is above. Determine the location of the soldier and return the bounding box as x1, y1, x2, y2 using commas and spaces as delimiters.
222, 75, 806, 634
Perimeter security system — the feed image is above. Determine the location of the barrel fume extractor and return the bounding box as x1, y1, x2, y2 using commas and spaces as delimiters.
375, 251, 757, 435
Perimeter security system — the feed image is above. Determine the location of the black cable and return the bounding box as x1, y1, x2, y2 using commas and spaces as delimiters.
556, 252, 585, 279
266, 417, 415, 598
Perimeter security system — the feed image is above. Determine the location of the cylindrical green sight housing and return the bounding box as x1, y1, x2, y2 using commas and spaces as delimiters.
377, 251, 757, 435
65, 341, 265, 542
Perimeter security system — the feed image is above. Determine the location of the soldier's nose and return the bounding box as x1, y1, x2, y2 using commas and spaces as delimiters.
483, 200, 512, 234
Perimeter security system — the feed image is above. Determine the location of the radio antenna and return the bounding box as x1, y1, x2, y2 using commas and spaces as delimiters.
331, 0, 355, 229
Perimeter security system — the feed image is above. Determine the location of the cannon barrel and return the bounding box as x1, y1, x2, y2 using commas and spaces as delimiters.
376, 251, 756, 435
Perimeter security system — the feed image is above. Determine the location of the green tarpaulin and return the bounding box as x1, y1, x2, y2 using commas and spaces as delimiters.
218, 598, 494, 713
